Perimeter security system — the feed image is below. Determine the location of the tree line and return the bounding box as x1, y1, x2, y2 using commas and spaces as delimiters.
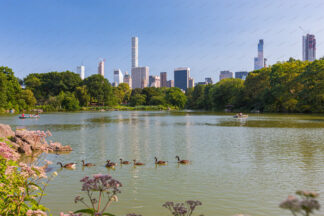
2, 58, 324, 113
22, 71, 187, 111
187, 58, 324, 113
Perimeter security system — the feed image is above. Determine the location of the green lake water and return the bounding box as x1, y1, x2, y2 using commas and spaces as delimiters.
1, 111, 324, 216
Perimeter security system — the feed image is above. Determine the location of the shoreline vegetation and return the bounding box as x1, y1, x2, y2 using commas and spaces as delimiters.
2, 58, 324, 114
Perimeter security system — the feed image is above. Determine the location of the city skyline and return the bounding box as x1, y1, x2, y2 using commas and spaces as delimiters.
1, 0, 324, 82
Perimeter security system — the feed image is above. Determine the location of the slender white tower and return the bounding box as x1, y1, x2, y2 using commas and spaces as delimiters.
77, 65, 85, 80
132, 37, 138, 68
98, 60, 105, 77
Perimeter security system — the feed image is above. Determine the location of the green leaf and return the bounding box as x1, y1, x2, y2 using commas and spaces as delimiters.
74, 208, 95, 215
102, 213, 115, 216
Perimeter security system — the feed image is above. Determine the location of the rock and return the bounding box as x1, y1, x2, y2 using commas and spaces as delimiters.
0, 124, 15, 138
17, 143, 32, 155
48, 142, 72, 152
1, 124, 72, 156
15, 130, 49, 151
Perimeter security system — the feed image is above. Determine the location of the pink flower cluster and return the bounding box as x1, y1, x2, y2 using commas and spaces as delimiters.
26, 209, 47, 216
19, 162, 47, 179
0, 141, 19, 161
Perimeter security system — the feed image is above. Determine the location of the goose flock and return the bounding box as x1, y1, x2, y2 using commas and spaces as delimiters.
57, 156, 190, 169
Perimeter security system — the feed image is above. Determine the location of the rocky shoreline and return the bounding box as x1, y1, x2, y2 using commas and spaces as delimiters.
0, 124, 72, 156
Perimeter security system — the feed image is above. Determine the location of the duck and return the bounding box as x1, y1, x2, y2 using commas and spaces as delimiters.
133, 159, 145, 166
175, 156, 190, 164
154, 157, 167, 165
81, 160, 95, 167
120, 158, 131, 165
57, 162, 76, 169
105, 161, 116, 168
106, 160, 117, 166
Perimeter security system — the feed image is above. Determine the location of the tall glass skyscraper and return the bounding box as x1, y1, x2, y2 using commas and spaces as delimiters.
132, 37, 138, 68
114, 69, 123, 85
254, 39, 265, 70
303, 34, 316, 62
174, 67, 190, 91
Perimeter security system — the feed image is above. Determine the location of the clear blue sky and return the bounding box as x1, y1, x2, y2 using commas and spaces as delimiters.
1, 0, 324, 82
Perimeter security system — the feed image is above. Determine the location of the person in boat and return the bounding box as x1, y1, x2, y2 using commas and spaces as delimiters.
22, 113, 25, 117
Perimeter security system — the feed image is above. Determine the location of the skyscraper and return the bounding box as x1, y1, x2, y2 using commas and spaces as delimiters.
77, 65, 85, 80
254, 39, 265, 70
114, 69, 123, 86
235, 71, 249, 80
205, 77, 213, 84
123, 72, 132, 89
174, 67, 190, 91
132, 66, 149, 89
132, 37, 138, 68
160, 72, 167, 87
149, 75, 160, 87
189, 77, 194, 88
219, 71, 233, 81
98, 60, 105, 77
167, 80, 174, 88
303, 34, 316, 61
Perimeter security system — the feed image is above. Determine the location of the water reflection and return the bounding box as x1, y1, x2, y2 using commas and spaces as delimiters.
2, 112, 324, 216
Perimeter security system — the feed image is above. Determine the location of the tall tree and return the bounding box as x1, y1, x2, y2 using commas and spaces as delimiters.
83, 74, 115, 106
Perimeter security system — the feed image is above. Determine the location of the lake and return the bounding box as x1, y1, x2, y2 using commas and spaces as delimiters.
1, 111, 324, 216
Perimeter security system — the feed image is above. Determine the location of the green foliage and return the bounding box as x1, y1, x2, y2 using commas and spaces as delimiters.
83, 74, 115, 106
141, 87, 164, 105
186, 84, 212, 109
113, 83, 131, 104
186, 59, 324, 113
24, 71, 82, 102
129, 93, 147, 106
165, 88, 187, 109
61, 92, 80, 111
0, 156, 56, 215
209, 78, 244, 110
0, 66, 37, 112
74, 85, 90, 107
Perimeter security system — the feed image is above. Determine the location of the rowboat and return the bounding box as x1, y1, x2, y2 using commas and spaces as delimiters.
19, 115, 40, 119
233, 114, 248, 119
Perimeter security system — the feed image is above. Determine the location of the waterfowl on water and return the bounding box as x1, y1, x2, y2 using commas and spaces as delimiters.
106, 160, 117, 166
154, 157, 167, 165
105, 162, 116, 168
120, 158, 131, 165
57, 162, 76, 169
133, 159, 145, 166
81, 160, 95, 167
176, 156, 190, 164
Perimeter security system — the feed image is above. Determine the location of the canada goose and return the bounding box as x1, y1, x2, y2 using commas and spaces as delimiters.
120, 158, 131, 165
57, 162, 76, 169
106, 160, 117, 166
176, 156, 190, 164
133, 159, 145, 166
81, 160, 95, 167
105, 162, 116, 168
155, 157, 167, 165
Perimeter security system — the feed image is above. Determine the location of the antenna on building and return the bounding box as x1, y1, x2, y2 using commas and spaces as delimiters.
299, 26, 309, 34
98, 57, 106, 62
